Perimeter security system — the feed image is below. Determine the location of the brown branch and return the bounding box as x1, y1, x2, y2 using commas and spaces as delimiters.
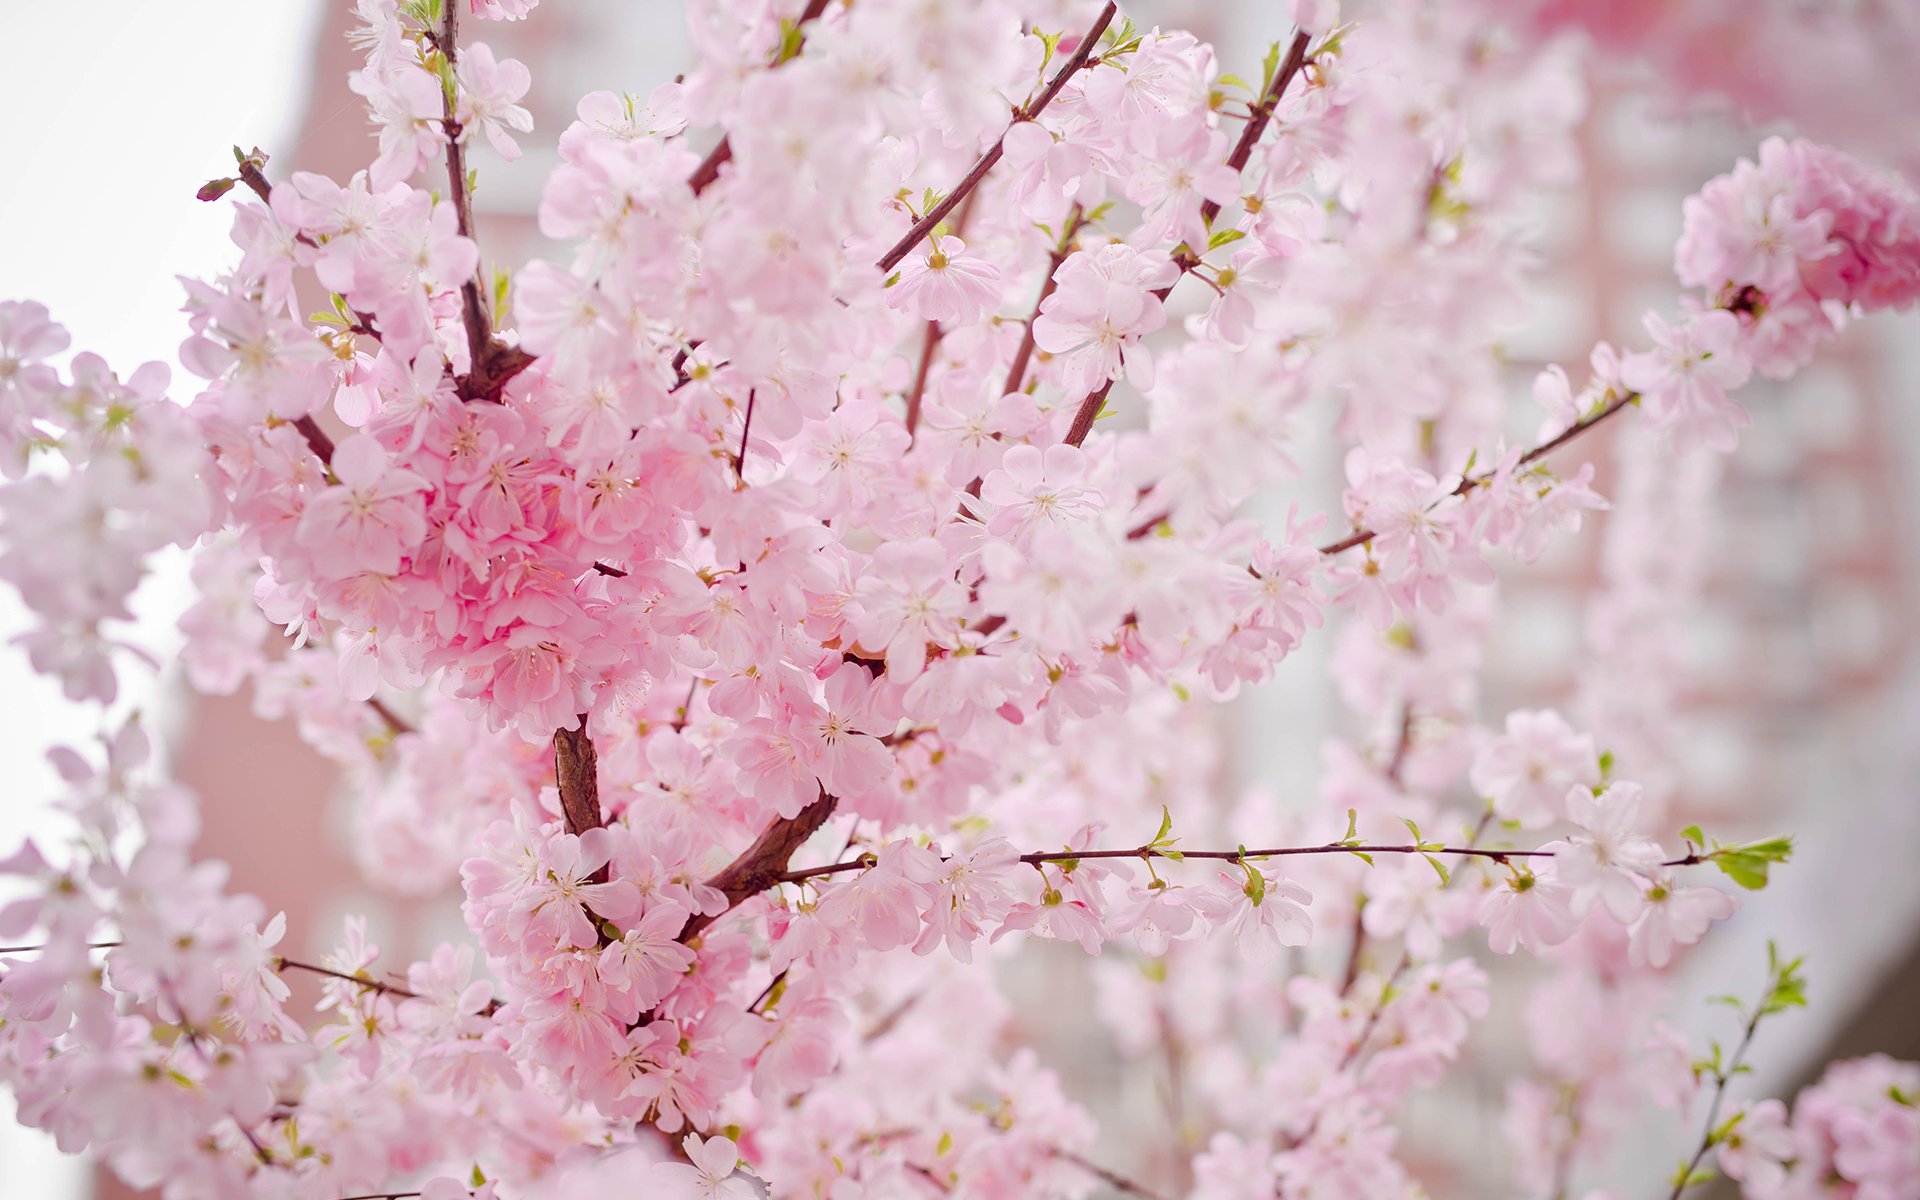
554, 719, 607, 852
1003, 206, 1087, 397
275, 956, 419, 1000
430, 3, 538, 404
437, 1, 490, 393
687, 0, 833, 195
293, 415, 335, 467
904, 321, 943, 441
1062, 379, 1115, 448
733, 387, 758, 482
1198, 31, 1311, 243
231, 161, 384, 343
1054, 1149, 1170, 1200
782, 839, 1554, 885
1666, 991, 1770, 1199
1060, 29, 1313, 448
1315, 391, 1637, 556
365, 695, 413, 736
681, 791, 839, 941
874, 2, 1117, 274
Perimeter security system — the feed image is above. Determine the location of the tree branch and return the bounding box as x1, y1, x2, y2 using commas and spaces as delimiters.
275, 956, 419, 1000
1317, 391, 1637, 556
554, 719, 607, 846
365, 695, 414, 737
1060, 28, 1312, 448
433, 1, 535, 404
874, 2, 1117, 274
1003, 206, 1088, 398
733, 387, 758, 482
681, 791, 839, 941
688, 0, 834, 195
1054, 1149, 1170, 1200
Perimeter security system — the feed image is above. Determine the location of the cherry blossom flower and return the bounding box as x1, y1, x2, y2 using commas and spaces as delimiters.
1469, 710, 1599, 829
1620, 310, 1753, 454
648, 1132, 760, 1200
456, 43, 535, 160
1479, 866, 1576, 955
1546, 782, 1664, 922
1717, 1098, 1795, 1190
1030, 243, 1178, 393
888, 234, 1002, 324
1627, 873, 1737, 968
1194, 867, 1313, 963
978, 442, 1102, 542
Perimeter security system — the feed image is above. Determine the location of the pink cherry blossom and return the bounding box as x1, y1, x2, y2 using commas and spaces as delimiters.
888, 234, 1002, 324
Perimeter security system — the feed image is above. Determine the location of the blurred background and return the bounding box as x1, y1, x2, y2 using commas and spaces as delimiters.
2, 1, 1916, 1196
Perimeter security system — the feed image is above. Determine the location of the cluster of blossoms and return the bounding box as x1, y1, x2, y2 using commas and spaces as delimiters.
1718, 1056, 1920, 1200
3, 0, 1920, 1197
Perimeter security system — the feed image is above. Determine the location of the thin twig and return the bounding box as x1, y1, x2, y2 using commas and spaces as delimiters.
276, 956, 419, 1000
781, 839, 1556, 885
1666, 1002, 1767, 1199
1003, 206, 1088, 398
733, 388, 758, 482
437, 1, 492, 392
874, 2, 1117, 274
366, 696, 414, 737
1316, 392, 1637, 556
1054, 1148, 1170, 1200
1060, 29, 1312, 449
687, 0, 834, 194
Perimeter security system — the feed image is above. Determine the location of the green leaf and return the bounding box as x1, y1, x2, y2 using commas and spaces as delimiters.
1342, 808, 1359, 843
1710, 1110, 1747, 1144
1761, 943, 1808, 1015
1400, 817, 1423, 845
470, 1164, 488, 1188
1237, 852, 1266, 906
936, 1130, 954, 1158
1151, 805, 1175, 847
773, 17, 806, 64
1421, 852, 1450, 886
1711, 836, 1794, 890
1034, 29, 1063, 75
1260, 39, 1282, 94
1157, 849, 1184, 861
1206, 227, 1247, 251
1680, 824, 1706, 847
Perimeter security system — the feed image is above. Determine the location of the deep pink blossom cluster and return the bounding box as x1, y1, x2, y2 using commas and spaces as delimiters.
3, 0, 1919, 1197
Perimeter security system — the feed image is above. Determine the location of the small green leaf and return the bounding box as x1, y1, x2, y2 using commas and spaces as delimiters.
1711, 836, 1794, 890
1151, 805, 1174, 847
1206, 227, 1247, 251
1421, 852, 1450, 886
1342, 808, 1359, 843
936, 1130, 954, 1157
1681, 824, 1706, 846
1237, 852, 1266, 906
